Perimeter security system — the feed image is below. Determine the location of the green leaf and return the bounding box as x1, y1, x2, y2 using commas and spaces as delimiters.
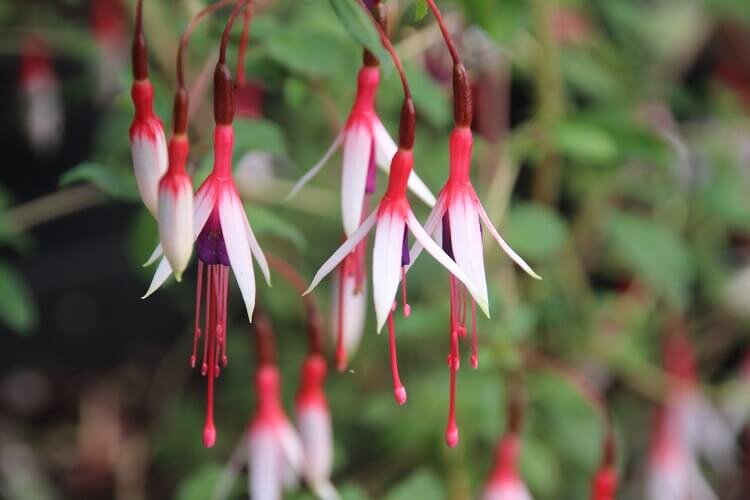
0, 262, 37, 334
415, 0, 428, 21
405, 65, 451, 128
608, 212, 692, 306
506, 202, 568, 260
386, 469, 445, 500
246, 205, 307, 251
175, 464, 224, 500
59, 162, 139, 201
328, 0, 390, 65
552, 119, 619, 165
264, 28, 351, 78
233, 119, 288, 157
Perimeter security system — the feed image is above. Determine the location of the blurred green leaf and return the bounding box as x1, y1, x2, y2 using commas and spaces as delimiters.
264, 28, 350, 78
175, 463, 224, 500
552, 119, 618, 165
0, 262, 37, 334
328, 0, 390, 65
246, 205, 307, 250
608, 212, 693, 305
233, 119, 288, 157
506, 202, 568, 260
386, 469, 445, 500
59, 162, 139, 201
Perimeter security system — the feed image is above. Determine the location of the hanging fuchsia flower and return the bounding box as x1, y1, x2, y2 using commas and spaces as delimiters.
249, 364, 305, 500
20, 36, 63, 153
482, 433, 533, 500
288, 64, 436, 236
129, 1, 168, 216
156, 90, 193, 280
590, 432, 617, 500
143, 63, 270, 447
646, 407, 716, 500
304, 107, 488, 404
295, 355, 334, 492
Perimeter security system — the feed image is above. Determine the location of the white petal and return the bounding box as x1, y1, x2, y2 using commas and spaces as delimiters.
297, 406, 333, 483
144, 181, 215, 267
373, 119, 436, 207
275, 420, 306, 487
158, 177, 193, 280
372, 210, 405, 332
248, 428, 283, 500
477, 202, 541, 280
304, 210, 377, 294
142, 256, 173, 298
219, 191, 256, 322
408, 192, 447, 264
406, 211, 490, 318
245, 216, 271, 287
449, 195, 489, 309
341, 126, 372, 236
131, 133, 164, 216
210, 430, 248, 500
287, 133, 343, 200
329, 270, 367, 356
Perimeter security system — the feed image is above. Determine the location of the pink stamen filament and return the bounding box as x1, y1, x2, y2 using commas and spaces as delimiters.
446, 327, 460, 447
191, 260, 205, 368
201, 265, 213, 376
203, 265, 217, 448
458, 284, 467, 337
387, 312, 407, 405
401, 267, 411, 317
470, 300, 478, 368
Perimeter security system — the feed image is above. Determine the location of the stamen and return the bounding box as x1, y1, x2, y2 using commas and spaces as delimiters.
191, 260, 205, 368
445, 327, 459, 447
470, 300, 478, 368
457, 284, 467, 337
201, 265, 213, 376
203, 266, 217, 448
335, 263, 347, 372
449, 275, 459, 335
387, 312, 407, 405
401, 267, 410, 317
221, 266, 229, 367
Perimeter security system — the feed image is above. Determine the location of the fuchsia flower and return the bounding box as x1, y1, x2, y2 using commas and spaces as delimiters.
249, 364, 305, 500
482, 433, 533, 500
288, 65, 436, 236
304, 138, 487, 404
20, 36, 63, 153
129, 5, 168, 216
295, 355, 334, 493
143, 64, 270, 447
590, 465, 617, 500
157, 126, 194, 280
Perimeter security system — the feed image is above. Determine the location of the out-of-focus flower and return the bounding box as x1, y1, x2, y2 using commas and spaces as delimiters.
646, 407, 717, 500
589, 431, 617, 500
288, 64, 435, 236
482, 433, 533, 500
663, 323, 736, 470
249, 364, 305, 500
20, 36, 63, 154
295, 355, 334, 494
129, 2, 168, 216
91, 0, 127, 99
329, 245, 368, 371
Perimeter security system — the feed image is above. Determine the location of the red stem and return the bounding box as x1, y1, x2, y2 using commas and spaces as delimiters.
219, 0, 249, 65
235, 2, 253, 85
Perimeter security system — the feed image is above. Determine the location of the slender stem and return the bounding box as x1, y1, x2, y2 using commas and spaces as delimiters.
253, 306, 276, 365
235, 2, 253, 85
424, 0, 460, 64
357, 0, 410, 100
219, 0, 249, 65
265, 255, 324, 355
177, 0, 235, 89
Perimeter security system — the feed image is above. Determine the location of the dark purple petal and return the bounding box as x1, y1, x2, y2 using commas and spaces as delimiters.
197, 210, 230, 266
401, 226, 410, 266
442, 213, 454, 260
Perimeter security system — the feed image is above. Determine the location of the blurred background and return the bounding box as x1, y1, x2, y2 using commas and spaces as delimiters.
3, 0, 750, 499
